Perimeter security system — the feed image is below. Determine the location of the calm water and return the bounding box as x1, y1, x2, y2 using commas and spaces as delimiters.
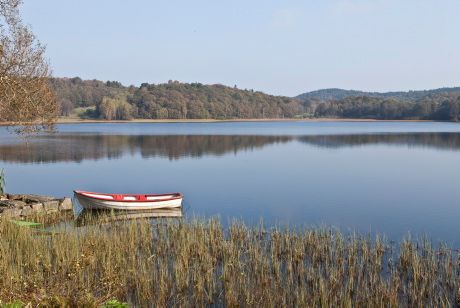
2, 121, 460, 245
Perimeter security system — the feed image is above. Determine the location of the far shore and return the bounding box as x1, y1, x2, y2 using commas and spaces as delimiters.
0, 117, 446, 126
54, 117, 439, 124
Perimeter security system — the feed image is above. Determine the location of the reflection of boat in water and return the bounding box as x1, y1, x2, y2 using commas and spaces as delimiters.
74, 208, 183, 226
74, 190, 183, 211
98, 208, 183, 220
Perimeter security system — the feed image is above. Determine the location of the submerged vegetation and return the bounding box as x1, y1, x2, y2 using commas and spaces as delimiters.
0, 214, 459, 306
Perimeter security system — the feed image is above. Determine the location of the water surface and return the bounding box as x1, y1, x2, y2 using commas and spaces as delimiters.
2, 121, 460, 245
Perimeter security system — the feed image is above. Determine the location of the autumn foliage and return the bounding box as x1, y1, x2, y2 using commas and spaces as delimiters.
0, 0, 57, 133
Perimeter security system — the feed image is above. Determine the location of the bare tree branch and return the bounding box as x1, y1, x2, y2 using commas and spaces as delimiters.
0, 0, 57, 134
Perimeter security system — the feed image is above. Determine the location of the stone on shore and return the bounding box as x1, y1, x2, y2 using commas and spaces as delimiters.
7, 194, 55, 203
0, 194, 72, 218
59, 198, 73, 211
20, 206, 34, 217
26, 195, 55, 203
0, 200, 27, 208
6, 194, 23, 200
43, 200, 59, 213
31, 203, 44, 211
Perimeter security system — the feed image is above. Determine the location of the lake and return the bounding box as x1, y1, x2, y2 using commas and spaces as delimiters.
2, 121, 460, 245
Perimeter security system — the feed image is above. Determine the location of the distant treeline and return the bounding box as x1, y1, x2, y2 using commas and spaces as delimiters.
50, 77, 460, 121
50, 77, 301, 120
305, 94, 460, 121
296, 87, 460, 102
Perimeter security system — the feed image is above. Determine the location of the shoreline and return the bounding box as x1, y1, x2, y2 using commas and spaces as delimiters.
0, 193, 72, 218
56, 117, 437, 124
0, 117, 450, 127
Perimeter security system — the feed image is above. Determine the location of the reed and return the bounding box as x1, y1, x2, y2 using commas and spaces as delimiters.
0, 169, 5, 196
0, 214, 459, 307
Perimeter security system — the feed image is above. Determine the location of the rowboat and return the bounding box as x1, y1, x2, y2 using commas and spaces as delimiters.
73, 190, 183, 211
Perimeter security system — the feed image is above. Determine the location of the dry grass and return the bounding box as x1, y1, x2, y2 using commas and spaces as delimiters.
0, 214, 459, 307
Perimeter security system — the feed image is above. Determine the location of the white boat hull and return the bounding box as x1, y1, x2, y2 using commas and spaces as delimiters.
75, 193, 183, 211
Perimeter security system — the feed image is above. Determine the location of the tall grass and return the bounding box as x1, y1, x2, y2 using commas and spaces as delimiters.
0, 169, 5, 195
0, 215, 459, 306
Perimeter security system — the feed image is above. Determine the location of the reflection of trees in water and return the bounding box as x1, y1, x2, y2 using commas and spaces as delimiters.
136, 135, 292, 159
0, 135, 292, 163
298, 133, 460, 150
1, 133, 460, 164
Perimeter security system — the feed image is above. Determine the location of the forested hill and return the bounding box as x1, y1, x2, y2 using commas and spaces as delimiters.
297, 87, 460, 121
307, 94, 460, 121
296, 87, 460, 102
50, 77, 301, 120
50, 77, 460, 121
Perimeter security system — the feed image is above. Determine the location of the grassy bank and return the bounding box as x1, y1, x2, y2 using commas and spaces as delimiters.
0, 215, 459, 306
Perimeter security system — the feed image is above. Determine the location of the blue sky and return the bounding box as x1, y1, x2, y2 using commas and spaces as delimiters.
23, 0, 460, 96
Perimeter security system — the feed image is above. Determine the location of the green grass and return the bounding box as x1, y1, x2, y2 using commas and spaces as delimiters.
9, 220, 43, 228
73, 106, 97, 119
0, 214, 459, 306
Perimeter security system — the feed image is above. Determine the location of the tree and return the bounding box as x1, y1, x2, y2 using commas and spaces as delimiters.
98, 97, 117, 120
59, 98, 74, 116
0, 0, 57, 133
115, 99, 133, 120
98, 96, 133, 120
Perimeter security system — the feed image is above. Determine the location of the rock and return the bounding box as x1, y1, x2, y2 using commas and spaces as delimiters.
0, 194, 72, 216
59, 198, 73, 211
31, 203, 44, 212
6, 194, 55, 203
0, 200, 27, 208
20, 206, 34, 217
6, 194, 26, 201
24, 195, 55, 204
43, 200, 59, 212
2, 207, 22, 217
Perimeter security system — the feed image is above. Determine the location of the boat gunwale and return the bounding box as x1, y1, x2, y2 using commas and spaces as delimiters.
74, 190, 183, 203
